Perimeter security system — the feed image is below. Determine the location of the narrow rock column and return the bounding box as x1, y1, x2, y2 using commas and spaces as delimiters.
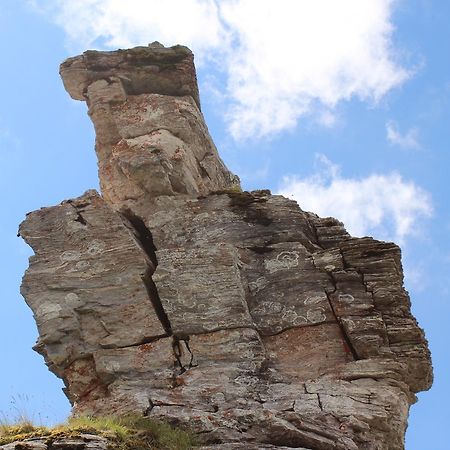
60, 43, 240, 209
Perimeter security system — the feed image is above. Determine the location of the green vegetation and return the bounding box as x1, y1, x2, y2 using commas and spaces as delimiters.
0, 414, 197, 449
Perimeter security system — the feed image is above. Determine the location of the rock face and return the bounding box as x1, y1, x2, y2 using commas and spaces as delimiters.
1, 435, 109, 450
17, 44, 432, 449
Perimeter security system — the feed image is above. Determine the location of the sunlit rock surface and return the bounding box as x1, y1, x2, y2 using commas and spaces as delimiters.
16, 44, 432, 450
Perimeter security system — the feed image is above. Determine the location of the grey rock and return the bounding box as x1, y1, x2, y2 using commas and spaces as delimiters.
19, 190, 166, 403
17, 44, 432, 449
0, 435, 109, 450
60, 45, 239, 205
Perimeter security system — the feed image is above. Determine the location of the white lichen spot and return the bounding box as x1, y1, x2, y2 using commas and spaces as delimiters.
306, 307, 327, 323
265, 251, 299, 273
75, 260, 90, 270
343, 318, 356, 331
234, 375, 259, 386
281, 308, 299, 322
60, 250, 82, 262
203, 322, 220, 332
253, 301, 283, 315
87, 239, 106, 255
338, 294, 355, 303
304, 295, 325, 305
293, 314, 308, 325
105, 361, 122, 372
65, 293, 79, 303
249, 277, 268, 294
36, 302, 63, 319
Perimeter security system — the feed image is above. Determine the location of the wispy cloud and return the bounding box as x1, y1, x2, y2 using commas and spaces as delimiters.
30, 0, 410, 140
386, 120, 420, 149
277, 154, 432, 244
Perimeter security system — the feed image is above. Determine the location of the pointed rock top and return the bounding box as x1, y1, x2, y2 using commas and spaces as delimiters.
148, 41, 165, 48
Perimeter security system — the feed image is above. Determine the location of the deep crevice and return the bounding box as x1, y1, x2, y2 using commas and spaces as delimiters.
144, 398, 154, 416
103, 333, 169, 350
142, 269, 173, 334
172, 336, 197, 374
119, 209, 202, 375
68, 203, 88, 226
119, 210, 172, 337
317, 393, 323, 411
121, 209, 158, 268
74, 211, 87, 225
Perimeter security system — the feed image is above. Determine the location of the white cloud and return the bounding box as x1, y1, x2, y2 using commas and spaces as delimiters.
30, 0, 409, 140
277, 155, 432, 244
386, 120, 420, 149
29, 0, 226, 56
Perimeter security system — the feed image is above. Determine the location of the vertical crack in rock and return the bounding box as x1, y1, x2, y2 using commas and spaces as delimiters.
172, 336, 197, 374
120, 208, 172, 335
310, 247, 360, 361
120, 209, 158, 267
324, 268, 360, 361
144, 397, 155, 416
73, 209, 88, 225
119, 208, 198, 375
317, 393, 323, 411
325, 273, 360, 361
325, 287, 360, 361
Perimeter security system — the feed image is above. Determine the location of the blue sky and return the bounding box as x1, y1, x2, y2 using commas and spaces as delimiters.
0, 1, 448, 448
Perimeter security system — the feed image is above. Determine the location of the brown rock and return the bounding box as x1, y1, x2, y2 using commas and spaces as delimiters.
60, 44, 239, 206
17, 44, 432, 449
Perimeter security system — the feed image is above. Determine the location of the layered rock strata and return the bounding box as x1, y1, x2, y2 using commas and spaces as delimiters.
17, 44, 432, 449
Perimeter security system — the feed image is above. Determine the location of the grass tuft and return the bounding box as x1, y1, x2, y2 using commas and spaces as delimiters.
0, 414, 197, 449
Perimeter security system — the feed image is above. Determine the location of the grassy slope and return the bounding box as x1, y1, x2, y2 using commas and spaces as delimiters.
0, 414, 197, 449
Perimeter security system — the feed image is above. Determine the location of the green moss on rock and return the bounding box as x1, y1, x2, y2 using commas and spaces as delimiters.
0, 414, 197, 449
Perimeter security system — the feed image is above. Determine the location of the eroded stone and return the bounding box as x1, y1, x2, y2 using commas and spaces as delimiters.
16, 44, 433, 450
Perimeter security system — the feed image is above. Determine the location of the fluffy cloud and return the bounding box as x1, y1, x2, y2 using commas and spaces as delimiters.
278, 155, 432, 244
386, 120, 420, 149
30, 0, 226, 57
30, 0, 409, 140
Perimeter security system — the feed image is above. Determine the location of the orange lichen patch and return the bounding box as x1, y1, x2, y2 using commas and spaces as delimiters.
63, 357, 107, 402
138, 342, 156, 353
263, 324, 354, 381
171, 147, 185, 161
172, 376, 187, 387
112, 139, 130, 156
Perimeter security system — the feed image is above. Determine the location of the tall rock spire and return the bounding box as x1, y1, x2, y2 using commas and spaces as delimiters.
16, 44, 432, 450
60, 44, 239, 209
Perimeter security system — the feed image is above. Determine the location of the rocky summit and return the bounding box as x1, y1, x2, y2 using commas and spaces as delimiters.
16, 44, 432, 449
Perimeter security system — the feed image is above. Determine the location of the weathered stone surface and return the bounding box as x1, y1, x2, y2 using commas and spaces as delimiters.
18, 44, 432, 449
19, 190, 167, 403
60, 44, 201, 106
1, 435, 108, 450
60, 44, 239, 206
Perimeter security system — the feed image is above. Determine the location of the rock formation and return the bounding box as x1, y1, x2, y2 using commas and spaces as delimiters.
16, 44, 432, 449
